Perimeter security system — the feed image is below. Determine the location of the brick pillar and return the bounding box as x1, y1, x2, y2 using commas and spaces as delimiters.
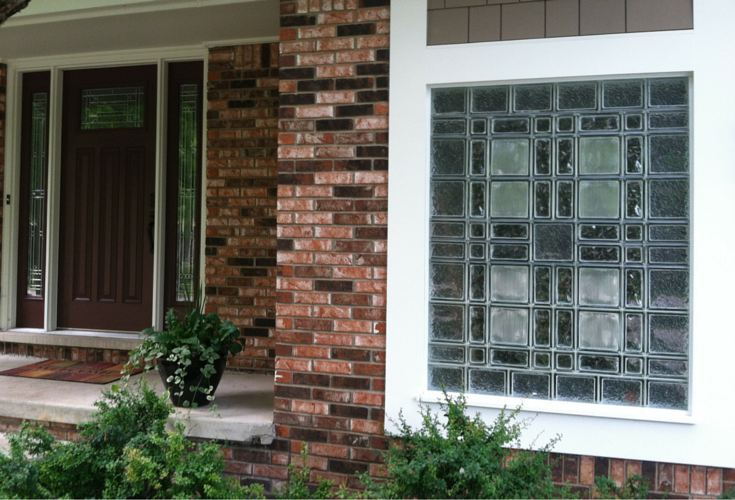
206, 44, 279, 374
276, 0, 390, 486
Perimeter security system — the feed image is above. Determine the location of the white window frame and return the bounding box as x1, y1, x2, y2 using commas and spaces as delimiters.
387, 0, 735, 467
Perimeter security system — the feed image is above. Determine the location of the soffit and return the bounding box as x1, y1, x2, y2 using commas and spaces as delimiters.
0, 0, 278, 60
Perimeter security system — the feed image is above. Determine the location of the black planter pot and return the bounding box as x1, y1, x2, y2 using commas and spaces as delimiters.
157, 356, 227, 407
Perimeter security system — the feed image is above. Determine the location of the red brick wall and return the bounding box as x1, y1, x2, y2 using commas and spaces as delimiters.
206, 44, 279, 374
274, 0, 390, 488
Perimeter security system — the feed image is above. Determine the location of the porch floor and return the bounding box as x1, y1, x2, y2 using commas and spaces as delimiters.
0, 354, 275, 445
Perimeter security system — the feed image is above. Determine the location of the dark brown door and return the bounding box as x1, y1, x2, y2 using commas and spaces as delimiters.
58, 66, 157, 332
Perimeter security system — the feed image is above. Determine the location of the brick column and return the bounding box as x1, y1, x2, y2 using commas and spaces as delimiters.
206, 44, 279, 374
276, 0, 390, 486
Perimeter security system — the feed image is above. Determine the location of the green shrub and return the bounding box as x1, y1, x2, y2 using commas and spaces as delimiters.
277, 444, 334, 500
352, 390, 567, 499
0, 379, 264, 499
594, 474, 650, 499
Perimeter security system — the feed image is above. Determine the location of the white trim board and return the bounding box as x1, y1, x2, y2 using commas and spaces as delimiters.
387, 0, 735, 468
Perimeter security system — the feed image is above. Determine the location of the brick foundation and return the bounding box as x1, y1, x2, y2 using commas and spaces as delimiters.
274, 0, 390, 488
206, 43, 280, 374
0, 342, 131, 364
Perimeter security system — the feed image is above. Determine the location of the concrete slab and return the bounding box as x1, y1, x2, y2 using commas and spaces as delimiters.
0, 433, 8, 453
0, 354, 275, 444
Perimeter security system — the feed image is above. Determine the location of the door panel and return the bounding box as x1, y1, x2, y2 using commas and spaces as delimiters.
58, 66, 156, 332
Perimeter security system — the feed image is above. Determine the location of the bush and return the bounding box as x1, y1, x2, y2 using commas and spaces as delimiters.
0, 379, 264, 499
352, 390, 566, 499
594, 474, 649, 499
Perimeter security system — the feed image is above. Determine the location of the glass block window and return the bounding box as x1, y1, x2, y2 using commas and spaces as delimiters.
428, 77, 690, 410
175, 84, 199, 301
27, 92, 49, 297
81, 86, 145, 129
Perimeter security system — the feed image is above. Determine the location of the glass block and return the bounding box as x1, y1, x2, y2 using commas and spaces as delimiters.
433, 119, 466, 135
471, 119, 487, 135
625, 357, 643, 375
627, 249, 643, 265
431, 140, 466, 176
650, 135, 689, 173
579, 137, 620, 175
603, 80, 643, 108
534, 224, 574, 261
579, 267, 620, 307
470, 264, 486, 301
431, 181, 465, 217
626, 181, 643, 218
580, 115, 619, 131
557, 117, 574, 133
490, 266, 529, 303
512, 372, 550, 399
649, 112, 688, 129
580, 225, 619, 240
649, 314, 688, 354
626, 114, 643, 130
557, 269, 573, 305
650, 225, 688, 241
431, 242, 464, 260
472, 86, 508, 113
556, 376, 595, 403
534, 309, 551, 346
626, 314, 642, 352
491, 245, 528, 260
469, 369, 505, 395
648, 381, 688, 410
81, 86, 145, 129
557, 139, 575, 176
428, 365, 464, 392
493, 118, 530, 134
535, 352, 550, 368
430, 262, 464, 300
649, 78, 688, 107
471, 140, 486, 176
470, 182, 486, 217
579, 355, 619, 373
535, 268, 551, 304
557, 181, 573, 217
626, 269, 643, 307
470, 243, 485, 260
556, 310, 573, 348
429, 344, 465, 363
515, 84, 552, 112
491, 139, 530, 175
535, 139, 551, 175
649, 359, 688, 378
556, 353, 574, 370
558, 82, 597, 110
429, 303, 465, 342
433, 88, 466, 114
649, 270, 689, 310
491, 349, 529, 367
432, 222, 465, 239
536, 117, 552, 133
490, 307, 529, 345
470, 348, 485, 364
626, 225, 643, 241
579, 246, 620, 263
490, 182, 529, 218
470, 223, 485, 239
579, 311, 620, 351
602, 379, 642, 406
470, 306, 485, 343
492, 224, 529, 239
579, 180, 620, 219
535, 182, 551, 218
649, 247, 688, 264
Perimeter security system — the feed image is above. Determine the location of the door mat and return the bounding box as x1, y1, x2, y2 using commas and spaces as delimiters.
0, 359, 143, 384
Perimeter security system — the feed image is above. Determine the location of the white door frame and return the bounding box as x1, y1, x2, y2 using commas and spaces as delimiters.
1, 45, 208, 333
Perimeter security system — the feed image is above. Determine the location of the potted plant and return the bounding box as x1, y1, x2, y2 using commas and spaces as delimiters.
123, 297, 243, 408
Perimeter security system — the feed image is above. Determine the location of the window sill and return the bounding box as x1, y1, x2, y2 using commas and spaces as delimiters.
0, 354, 275, 444
418, 390, 694, 425
1, 329, 142, 351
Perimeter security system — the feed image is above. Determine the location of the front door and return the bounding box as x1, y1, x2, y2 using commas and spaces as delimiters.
58, 66, 157, 332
